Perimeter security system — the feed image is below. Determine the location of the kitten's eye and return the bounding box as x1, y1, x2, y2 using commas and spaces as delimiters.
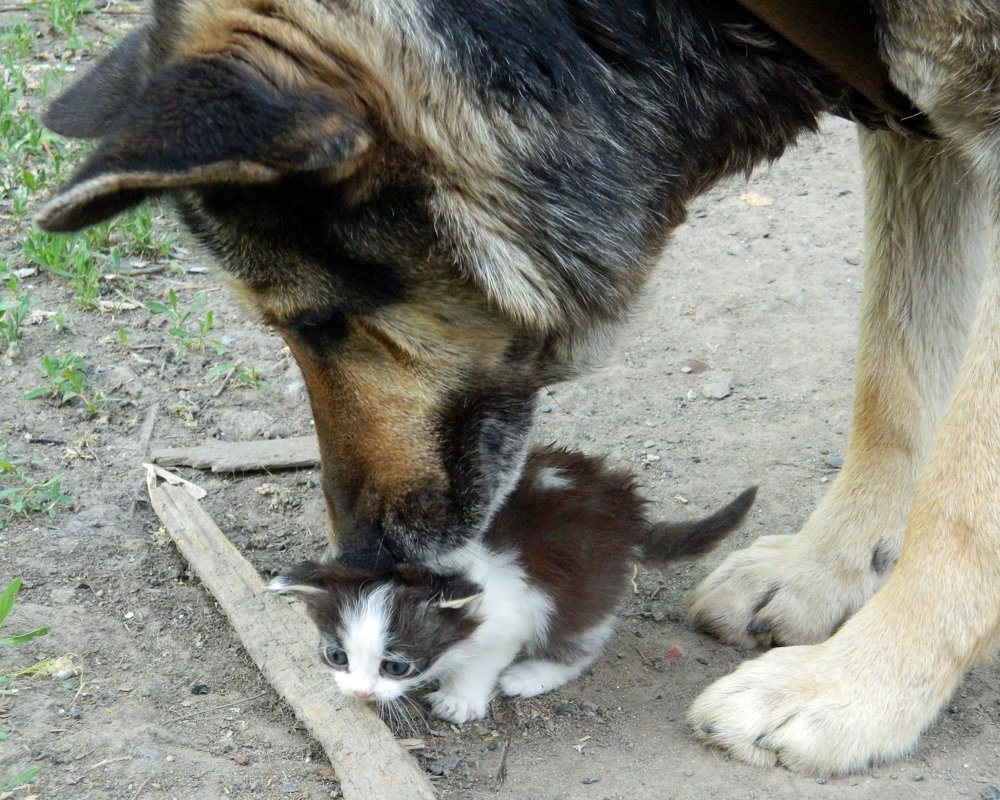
380, 659, 412, 678
322, 647, 349, 669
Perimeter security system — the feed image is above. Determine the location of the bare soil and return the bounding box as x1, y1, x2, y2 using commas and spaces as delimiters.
2, 10, 998, 800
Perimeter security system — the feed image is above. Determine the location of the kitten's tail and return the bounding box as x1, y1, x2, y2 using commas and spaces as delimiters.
640, 486, 757, 563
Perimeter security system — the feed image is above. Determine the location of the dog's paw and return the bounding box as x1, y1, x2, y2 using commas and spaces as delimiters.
425, 689, 489, 724
689, 532, 886, 648
687, 640, 925, 776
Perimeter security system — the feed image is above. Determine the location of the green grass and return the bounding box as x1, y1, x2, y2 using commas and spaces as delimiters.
25, 352, 110, 414
21, 229, 102, 308
2, 1, 250, 428
0, 23, 37, 59
0, 451, 72, 528
49, 307, 75, 333
0, 578, 49, 652
1, 5, 177, 352
0, 744, 41, 793
0, 577, 50, 792
147, 289, 224, 360
204, 361, 266, 389
17, 207, 180, 310
1, 275, 32, 351
37, 0, 97, 50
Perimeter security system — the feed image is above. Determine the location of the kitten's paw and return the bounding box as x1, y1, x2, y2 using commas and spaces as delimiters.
689, 532, 888, 648
498, 665, 547, 698
425, 689, 489, 724
499, 660, 578, 698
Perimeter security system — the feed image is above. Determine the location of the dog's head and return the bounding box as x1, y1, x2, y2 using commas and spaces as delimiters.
37, 0, 667, 566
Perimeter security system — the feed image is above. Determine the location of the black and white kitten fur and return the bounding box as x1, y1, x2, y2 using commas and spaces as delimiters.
270, 446, 755, 724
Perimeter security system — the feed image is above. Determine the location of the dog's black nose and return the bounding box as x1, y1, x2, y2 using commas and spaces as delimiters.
336, 520, 401, 572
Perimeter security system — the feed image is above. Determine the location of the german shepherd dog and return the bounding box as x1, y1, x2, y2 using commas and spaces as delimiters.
36, 0, 1000, 778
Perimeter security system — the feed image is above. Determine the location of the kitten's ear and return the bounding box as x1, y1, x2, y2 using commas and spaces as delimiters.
268, 560, 337, 598
37, 45, 371, 232
432, 575, 482, 610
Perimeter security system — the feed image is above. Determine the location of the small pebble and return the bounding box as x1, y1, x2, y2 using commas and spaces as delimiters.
912, 775, 925, 782
825, 454, 845, 469
233, 754, 250, 767
815, 777, 827, 785
190, 682, 210, 695
280, 780, 300, 793
556, 703, 578, 716
701, 382, 732, 400
582, 777, 600, 785
982, 785, 1000, 800
426, 753, 461, 777
69, 709, 82, 720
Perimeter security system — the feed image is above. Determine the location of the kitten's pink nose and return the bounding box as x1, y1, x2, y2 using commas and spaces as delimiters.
353, 690, 374, 701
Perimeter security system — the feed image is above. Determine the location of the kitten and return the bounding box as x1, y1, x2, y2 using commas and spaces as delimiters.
270, 446, 755, 723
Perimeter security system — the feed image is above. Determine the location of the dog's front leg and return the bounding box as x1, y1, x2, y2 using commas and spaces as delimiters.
687, 134, 1000, 775
690, 129, 986, 648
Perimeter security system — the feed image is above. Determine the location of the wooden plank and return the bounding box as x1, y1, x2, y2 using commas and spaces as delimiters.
150, 436, 320, 472
146, 476, 438, 800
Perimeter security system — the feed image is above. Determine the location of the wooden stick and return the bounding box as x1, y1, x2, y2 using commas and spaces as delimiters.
146, 475, 438, 800
150, 436, 319, 472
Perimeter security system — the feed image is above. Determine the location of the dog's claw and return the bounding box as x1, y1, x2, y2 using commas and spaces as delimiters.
746, 618, 773, 634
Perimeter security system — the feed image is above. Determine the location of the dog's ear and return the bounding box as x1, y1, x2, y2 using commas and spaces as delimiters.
43, 27, 151, 138
37, 49, 371, 233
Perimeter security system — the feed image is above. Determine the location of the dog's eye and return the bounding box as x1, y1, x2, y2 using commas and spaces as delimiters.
287, 309, 348, 351
322, 646, 349, 669
380, 659, 412, 678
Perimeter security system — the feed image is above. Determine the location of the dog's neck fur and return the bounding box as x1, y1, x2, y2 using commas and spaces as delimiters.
404, 0, 850, 366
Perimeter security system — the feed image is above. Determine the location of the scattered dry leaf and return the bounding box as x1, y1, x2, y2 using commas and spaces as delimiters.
740, 191, 773, 207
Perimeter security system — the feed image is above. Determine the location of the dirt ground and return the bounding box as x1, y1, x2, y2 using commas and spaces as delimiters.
2, 9, 999, 800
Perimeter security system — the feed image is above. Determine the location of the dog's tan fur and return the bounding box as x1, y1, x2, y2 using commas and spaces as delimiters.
35, 0, 1000, 778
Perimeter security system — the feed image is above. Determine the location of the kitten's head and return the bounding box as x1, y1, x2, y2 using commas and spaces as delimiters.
270, 561, 481, 703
